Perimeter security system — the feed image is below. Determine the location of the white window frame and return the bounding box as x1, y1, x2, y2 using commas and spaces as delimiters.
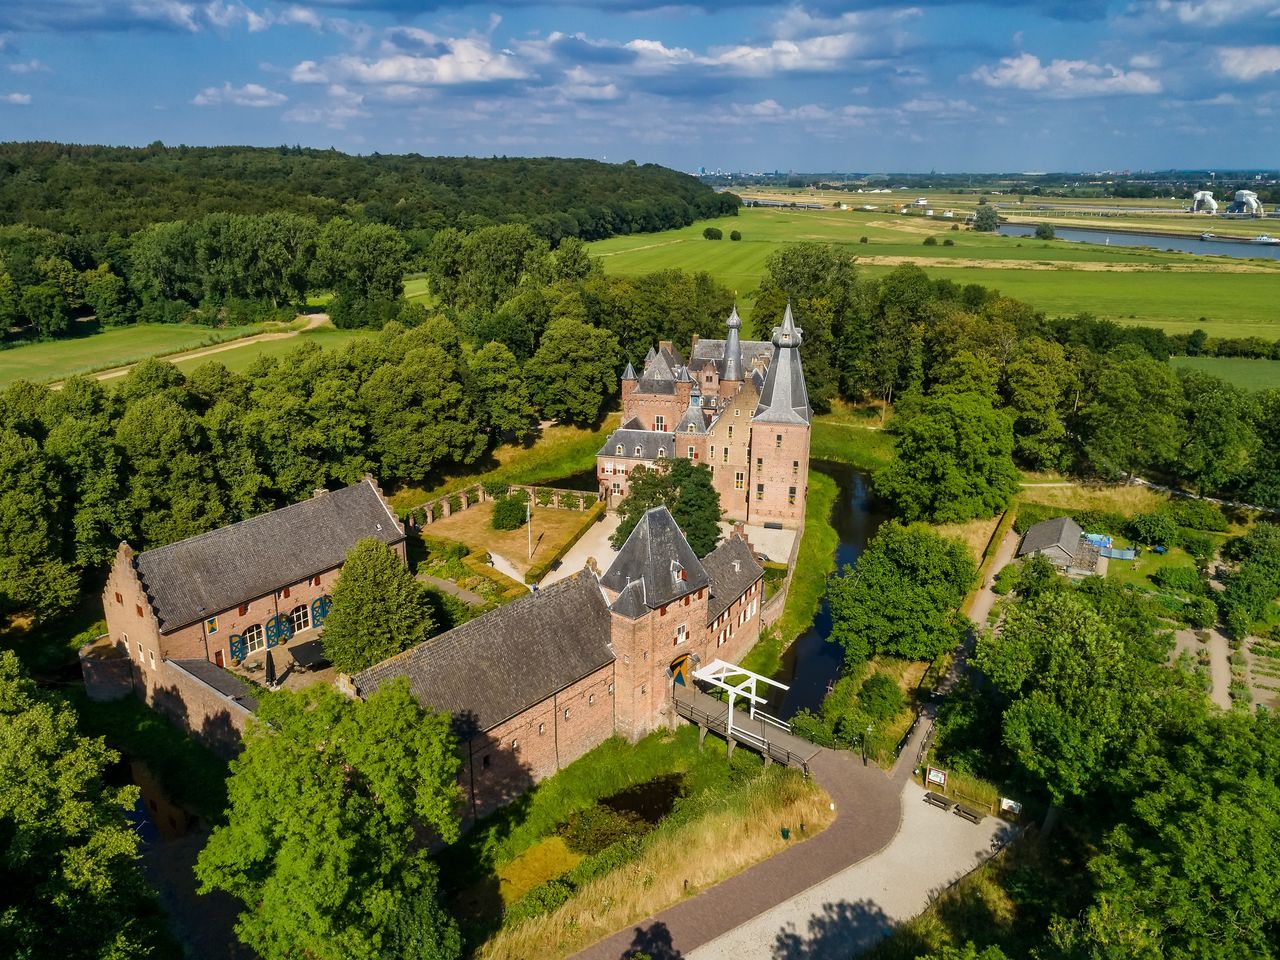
616, 444, 624, 455
244, 623, 265, 654
735, 471, 744, 490
655, 415, 665, 432
290, 603, 311, 634
675, 623, 687, 645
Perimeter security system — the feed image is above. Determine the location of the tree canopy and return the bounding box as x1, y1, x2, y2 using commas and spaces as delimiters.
0, 651, 175, 959
321, 538, 435, 674
610, 458, 723, 558
195, 681, 462, 960
827, 521, 976, 664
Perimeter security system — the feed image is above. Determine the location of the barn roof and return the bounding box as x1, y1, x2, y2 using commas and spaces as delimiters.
133, 479, 403, 634
353, 571, 614, 733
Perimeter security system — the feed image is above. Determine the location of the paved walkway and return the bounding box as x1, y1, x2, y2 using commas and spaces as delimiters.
540, 512, 621, 587
688, 781, 1014, 960
488, 551, 530, 590
571, 747, 903, 960
417, 573, 486, 606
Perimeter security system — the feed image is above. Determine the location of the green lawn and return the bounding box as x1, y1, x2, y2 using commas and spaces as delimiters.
1105, 541, 1198, 593
1170, 356, 1280, 391
587, 207, 1280, 338
0, 322, 279, 387
170, 326, 373, 376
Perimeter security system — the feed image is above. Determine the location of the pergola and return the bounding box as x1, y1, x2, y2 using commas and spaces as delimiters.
691, 658, 791, 739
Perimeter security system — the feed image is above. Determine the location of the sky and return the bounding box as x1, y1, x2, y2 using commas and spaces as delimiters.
1, 1, 1278, 172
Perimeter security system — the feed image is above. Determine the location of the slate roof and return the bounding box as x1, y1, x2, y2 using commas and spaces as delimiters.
634, 378, 677, 396
675, 390, 709, 434
703, 536, 764, 621
168, 658, 259, 713
622, 361, 637, 381
643, 350, 675, 381
754, 304, 812, 426
722, 306, 745, 381
601, 507, 710, 615
353, 571, 614, 733
689, 338, 773, 374
133, 479, 403, 633
599, 428, 677, 460
1017, 516, 1083, 559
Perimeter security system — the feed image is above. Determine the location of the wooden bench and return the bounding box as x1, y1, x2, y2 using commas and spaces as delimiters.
954, 804, 985, 824
923, 791, 954, 811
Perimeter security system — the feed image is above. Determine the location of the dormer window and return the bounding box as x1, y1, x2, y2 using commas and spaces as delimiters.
616, 444, 624, 456
657, 448, 666, 459
671, 560, 686, 584
635, 445, 643, 456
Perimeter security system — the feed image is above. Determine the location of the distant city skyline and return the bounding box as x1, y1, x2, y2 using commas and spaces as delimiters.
2, 1, 1278, 171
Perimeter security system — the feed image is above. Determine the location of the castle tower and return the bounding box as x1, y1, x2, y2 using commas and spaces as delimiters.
599, 507, 711, 739
718, 305, 744, 405
749, 303, 812, 527
621, 360, 637, 405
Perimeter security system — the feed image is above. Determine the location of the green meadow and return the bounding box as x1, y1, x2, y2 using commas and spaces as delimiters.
170, 326, 374, 377
1170, 356, 1280, 391
0, 322, 277, 388
587, 208, 1280, 338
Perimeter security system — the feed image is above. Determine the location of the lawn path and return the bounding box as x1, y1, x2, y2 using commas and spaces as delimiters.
49, 313, 328, 389
417, 573, 486, 606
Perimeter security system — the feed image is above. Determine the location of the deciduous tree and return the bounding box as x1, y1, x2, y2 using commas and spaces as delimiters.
526, 316, 621, 426
321, 537, 434, 673
195, 681, 461, 960
611, 459, 722, 557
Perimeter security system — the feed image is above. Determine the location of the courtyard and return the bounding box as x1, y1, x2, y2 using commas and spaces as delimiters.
423, 500, 603, 580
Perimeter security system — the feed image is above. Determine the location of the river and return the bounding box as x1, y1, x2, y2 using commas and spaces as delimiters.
997, 222, 1280, 260
768, 461, 887, 719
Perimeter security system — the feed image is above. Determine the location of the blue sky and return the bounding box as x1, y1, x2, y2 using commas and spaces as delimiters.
1, 1, 1278, 171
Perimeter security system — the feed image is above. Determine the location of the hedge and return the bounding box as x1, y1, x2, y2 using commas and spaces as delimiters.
536, 488, 555, 507
1014, 502, 1127, 536
525, 500, 607, 584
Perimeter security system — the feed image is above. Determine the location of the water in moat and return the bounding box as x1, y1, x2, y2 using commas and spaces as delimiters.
997, 222, 1280, 260
767, 461, 888, 720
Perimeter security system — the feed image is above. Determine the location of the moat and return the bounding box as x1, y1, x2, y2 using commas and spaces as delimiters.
770, 460, 887, 719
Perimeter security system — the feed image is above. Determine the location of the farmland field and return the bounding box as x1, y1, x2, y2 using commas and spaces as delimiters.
0, 322, 279, 388
1170, 356, 1280, 390
587, 207, 1280, 338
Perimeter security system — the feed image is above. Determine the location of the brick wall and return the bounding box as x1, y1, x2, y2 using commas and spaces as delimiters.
458, 663, 616, 821
705, 577, 765, 664
748, 421, 810, 528
138, 659, 255, 759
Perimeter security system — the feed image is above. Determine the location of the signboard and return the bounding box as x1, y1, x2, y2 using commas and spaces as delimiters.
1000, 797, 1023, 815
926, 766, 948, 788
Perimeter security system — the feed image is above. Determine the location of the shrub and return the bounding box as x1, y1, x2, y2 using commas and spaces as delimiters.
560, 492, 581, 510
859, 236, 869, 243
483, 479, 509, 497
1034, 223, 1056, 240
582, 493, 598, 508
1177, 529, 1217, 562
492, 495, 528, 530
447, 494, 463, 514
411, 507, 427, 527
1163, 499, 1229, 532
991, 564, 1018, 595
1185, 596, 1218, 629
1128, 512, 1179, 546
942, 238, 955, 246
423, 536, 468, 562
729, 230, 742, 241
922, 236, 938, 246
951, 223, 960, 231
1152, 566, 1207, 596
535, 488, 555, 507
702, 227, 723, 240
857, 673, 906, 722
561, 804, 648, 855
429, 502, 442, 521
504, 878, 573, 926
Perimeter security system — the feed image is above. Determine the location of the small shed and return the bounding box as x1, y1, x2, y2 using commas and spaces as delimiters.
1017, 516, 1084, 569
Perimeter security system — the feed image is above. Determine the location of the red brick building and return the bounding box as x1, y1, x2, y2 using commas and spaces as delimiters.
353, 506, 763, 820
598, 304, 812, 527
98, 477, 404, 752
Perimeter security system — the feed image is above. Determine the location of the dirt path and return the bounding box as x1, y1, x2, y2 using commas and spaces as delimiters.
50, 314, 329, 389
1206, 628, 1233, 710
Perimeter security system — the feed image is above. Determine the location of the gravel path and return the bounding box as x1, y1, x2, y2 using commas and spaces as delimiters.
1205, 627, 1233, 709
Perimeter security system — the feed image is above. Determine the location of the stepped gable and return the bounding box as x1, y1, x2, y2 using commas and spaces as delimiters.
753, 303, 812, 426
353, 571, 614, 732
132, 478, 403, 633
703, 536, 763, 621
601, 506, 710, 616
598, 427, 676, 460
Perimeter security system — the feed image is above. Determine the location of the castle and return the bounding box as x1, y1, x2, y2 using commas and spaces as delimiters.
598, 304, 812, 528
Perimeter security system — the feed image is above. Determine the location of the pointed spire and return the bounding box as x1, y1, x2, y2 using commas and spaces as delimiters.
773, 301, 803, 348
676, 365, 690, 383
644, 345, 657, 364
754, 301, 810, 425
622, 361, 637, 381
723, 305, 744, 382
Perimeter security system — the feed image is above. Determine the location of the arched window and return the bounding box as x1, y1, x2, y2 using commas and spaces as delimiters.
243, 623, 265, 654
635, 445, 643, 456
290, 604, 310, 634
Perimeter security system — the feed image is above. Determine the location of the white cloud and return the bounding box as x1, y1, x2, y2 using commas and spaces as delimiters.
6, 59, 47, 73
296, 32, 528, 88
1129, 53, 1160, 69
972, 52, 1161, 97
1151, 0, 1280, 28
192, 80, 287, 106
2, 91, 31, 104
901, 97, 976, 113
559, 66, 620, 102
1217, 45, 1280, 81
129, 0, 200, 32
707, 33, 866, 76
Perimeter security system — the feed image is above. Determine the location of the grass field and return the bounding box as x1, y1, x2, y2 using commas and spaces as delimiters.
587, 208, 1280, 338
0, 322, 281, 387
170, 325, 373, 376
417, 501, 599, 577
1170, 356, 1280, 390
